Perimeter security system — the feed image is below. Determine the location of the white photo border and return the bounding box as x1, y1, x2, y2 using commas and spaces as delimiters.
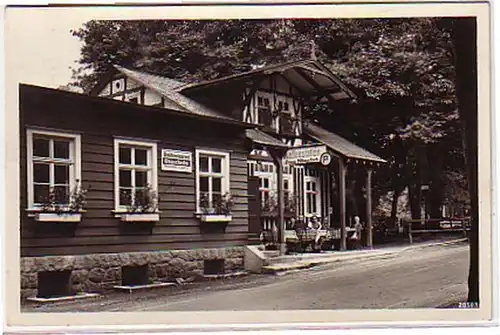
1, 0, 496, 332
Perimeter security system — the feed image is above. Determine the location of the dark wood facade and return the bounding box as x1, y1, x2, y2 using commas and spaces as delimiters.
19, 84, 251, 257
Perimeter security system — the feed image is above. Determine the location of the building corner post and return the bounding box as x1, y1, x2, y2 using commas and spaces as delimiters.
339, 158, 347, 251
366, 167, 373, 248
270, 148, 286, 256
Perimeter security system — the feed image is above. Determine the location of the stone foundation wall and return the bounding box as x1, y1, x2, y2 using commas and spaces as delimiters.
21, 247, 244, 300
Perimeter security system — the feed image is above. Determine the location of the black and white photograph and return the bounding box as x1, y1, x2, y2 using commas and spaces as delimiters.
2, 0, 495, 330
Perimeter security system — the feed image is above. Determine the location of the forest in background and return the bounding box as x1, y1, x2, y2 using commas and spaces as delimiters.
66, 18, 470, 224
66, 16, 479, 304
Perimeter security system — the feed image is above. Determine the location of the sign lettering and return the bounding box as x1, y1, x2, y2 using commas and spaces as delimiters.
285, 145, 331, 165
161, 149, 192, 173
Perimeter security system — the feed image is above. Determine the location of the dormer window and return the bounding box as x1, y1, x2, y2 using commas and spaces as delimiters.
252, 90, 301, 136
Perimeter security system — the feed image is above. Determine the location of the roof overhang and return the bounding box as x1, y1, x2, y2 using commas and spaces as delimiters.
179, 59, 357, 103
303, 121, 387, 165
246, 128, 290, 149
20, 83, 254, 129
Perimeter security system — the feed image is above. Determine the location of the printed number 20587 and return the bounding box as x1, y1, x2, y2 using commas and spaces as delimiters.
458, 302, 479, 309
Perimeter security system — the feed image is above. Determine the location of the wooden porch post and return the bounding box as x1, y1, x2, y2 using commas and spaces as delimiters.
270, 149, 286, 256
366, 167, 373, 248
339, 158, 347, 251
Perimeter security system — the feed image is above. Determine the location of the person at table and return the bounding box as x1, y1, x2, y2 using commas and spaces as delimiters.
308, 215, 323, 250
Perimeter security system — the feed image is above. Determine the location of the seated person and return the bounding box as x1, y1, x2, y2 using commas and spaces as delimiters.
308, 215, 323, 249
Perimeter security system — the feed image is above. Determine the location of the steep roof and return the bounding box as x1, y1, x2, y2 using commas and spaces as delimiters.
178, 59, 357, 103
112, 65, 237, 122
303, 122, 387, 163
21, 83, 251, 128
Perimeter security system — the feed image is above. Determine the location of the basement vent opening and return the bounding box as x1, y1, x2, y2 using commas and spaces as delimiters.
121, 264, 149, 286
37, 270, 72, 298
204, 259, 225, 275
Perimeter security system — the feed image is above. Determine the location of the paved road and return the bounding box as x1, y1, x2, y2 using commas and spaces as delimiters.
23, 242, 469, 312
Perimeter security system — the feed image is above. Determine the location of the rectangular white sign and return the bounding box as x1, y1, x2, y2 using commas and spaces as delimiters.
285, 144, 328, 165
161, 149, 193, 173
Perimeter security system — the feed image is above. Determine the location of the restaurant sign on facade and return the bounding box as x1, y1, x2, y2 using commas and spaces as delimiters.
161, 149, 192, 173
285, 144, 332, 166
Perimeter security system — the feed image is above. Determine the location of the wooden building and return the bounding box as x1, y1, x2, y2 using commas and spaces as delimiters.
19, 83, 254, 299
19, 59, 385, 299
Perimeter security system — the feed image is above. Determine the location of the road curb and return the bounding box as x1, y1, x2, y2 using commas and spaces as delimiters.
400, 238, 468, 252
262, 238, 468, 275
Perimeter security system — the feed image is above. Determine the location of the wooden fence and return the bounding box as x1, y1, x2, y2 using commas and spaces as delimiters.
402, 217, 470, 244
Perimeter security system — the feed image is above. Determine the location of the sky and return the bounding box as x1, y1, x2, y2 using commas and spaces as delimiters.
5, 7, 88, 89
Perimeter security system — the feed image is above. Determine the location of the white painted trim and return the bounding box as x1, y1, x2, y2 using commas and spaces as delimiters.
35, 212, 82, 223
120, 213, 160, 223
195, 148, 231, 213
26, 128, 81, 210
113, 138, 158, 212
200, 214, 232, 223
304, 173, 322, 217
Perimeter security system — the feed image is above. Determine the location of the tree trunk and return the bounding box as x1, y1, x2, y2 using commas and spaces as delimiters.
390, 186, 403, 228
427, 143, 446, 218
451, 17, 479, 304
406, 146, 422, 220
408, 184, 421, 220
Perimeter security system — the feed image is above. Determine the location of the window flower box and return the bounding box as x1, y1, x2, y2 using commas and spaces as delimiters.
199, 214, 232, 223
35, 212, 82, 223
117, 184, 160, 223
120, 213, 160, 223
29, 180, 88, 224
197, 192, 233, 225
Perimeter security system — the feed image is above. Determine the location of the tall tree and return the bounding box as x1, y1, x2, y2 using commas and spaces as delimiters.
71, 18, 466, 224
449, 17, 479, 304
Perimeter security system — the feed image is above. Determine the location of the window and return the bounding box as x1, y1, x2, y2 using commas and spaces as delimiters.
26, 129, 81, 209
256, 94, 273, 128
305, 180, 320, 215
304, 168, 321, 216
195, 149, 230, 213
284, 177, 293, 211
114, 139, 158, 211
259, 176, 272, 209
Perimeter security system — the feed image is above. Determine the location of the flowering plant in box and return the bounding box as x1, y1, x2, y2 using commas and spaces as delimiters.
40, 179, 88, 214
200, 192, 233, 215
121, 184, 159, 213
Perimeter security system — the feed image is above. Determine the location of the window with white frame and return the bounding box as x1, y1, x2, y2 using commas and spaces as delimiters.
254, 161, 274, 209
195, 149, 230, 213
304, 168, 321, 216
283, 177, 292, 210
114, 139, 158, 211
259, 176, 272, 210
26, 129, 81, 209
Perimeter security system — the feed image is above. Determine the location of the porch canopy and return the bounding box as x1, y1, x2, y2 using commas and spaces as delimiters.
303, 121, 386, 250
303, 122, 387, 165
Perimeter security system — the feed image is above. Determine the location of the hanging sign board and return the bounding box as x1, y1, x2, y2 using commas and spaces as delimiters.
161, 149, 192, 173
285, 144, 330, 165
